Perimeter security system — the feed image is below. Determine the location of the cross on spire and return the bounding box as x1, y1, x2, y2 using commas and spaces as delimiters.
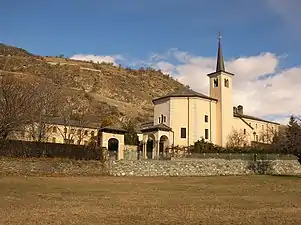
218, 32, 222, 41
216, 31, 225, 72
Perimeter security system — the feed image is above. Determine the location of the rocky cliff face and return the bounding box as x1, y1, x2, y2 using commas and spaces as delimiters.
0, 43, 185, 125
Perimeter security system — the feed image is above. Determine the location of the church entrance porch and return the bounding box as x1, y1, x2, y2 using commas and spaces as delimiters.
139, 124, 173, 160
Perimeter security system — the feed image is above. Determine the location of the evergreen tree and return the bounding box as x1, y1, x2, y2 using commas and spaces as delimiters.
285, 116, 301, 163
122, 118, 139, 145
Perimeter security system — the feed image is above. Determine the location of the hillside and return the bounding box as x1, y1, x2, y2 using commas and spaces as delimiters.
0, 43, 185, 125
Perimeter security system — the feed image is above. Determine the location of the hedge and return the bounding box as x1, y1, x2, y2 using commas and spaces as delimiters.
0, 139, 103, 160
192, 139, 281, 154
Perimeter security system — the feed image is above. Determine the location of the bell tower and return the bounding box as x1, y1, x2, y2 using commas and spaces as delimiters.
207, 33, 234, 146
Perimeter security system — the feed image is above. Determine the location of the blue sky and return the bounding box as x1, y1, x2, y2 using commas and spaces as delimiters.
0, 0, 300, 67
1, 0, 301, 124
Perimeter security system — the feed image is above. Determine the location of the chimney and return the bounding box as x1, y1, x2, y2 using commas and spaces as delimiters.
237, 105, 243, 115
233, 106, 238, 114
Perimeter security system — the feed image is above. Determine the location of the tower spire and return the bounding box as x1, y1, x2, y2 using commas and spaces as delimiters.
216, 32, 225, 72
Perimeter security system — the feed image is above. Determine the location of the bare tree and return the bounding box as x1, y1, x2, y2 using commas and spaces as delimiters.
226, 129, 249, 148
56, 96, 94, 144
0, 74, 40, 139
73, 104, 92, 145
28, 80, 62, 142
56, 98, 77, 144
258, 125, 278, 144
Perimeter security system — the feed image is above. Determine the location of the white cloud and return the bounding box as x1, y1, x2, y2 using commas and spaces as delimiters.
70, 47, 300, 125
140, 48, 300, 125
155, 61, 175, 75
70, 54, 123, 65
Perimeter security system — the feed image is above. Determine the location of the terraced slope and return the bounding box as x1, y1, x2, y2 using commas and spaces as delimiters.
0, 43, 185, 125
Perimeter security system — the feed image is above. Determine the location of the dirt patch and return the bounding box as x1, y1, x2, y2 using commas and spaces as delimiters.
0, 176, 300, 224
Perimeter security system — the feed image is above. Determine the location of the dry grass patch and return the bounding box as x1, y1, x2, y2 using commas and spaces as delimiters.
0, 176, 300, 225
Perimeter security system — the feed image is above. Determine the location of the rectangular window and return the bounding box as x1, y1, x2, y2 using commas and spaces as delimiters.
204, 115, 208, 123
158, 117, 161, 123
255, 124, 258, 129
256, 135, 258, 142
163, 116, 166, 123
180, 128, 186, 138
262, 125, 264, 130
205, 129, 209, 139
244, 129, 246, 135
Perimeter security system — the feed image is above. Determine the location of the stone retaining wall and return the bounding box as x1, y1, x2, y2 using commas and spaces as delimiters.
108, 159, 301, 176
0, 158, 106, 176
1, 157, 300, 177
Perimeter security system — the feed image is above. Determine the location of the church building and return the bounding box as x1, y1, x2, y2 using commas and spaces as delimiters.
138, 35, 280, 159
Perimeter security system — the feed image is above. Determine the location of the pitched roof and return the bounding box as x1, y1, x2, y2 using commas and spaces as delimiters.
234, 113, 280, 125
99, 126, 127, 133
152, 88, 217, 103
140, 123, 172, 132
216, 32, 225, 72
207, 33, 235, 77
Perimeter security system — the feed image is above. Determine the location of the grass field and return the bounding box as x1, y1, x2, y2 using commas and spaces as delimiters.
0, 176, 300, 225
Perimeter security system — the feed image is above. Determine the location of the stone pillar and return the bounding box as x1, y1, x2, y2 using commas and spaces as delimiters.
143, 142, 147, 159
153, 140, 156, 159
142, 142, 145, 159
118, 144, 124, 160
152, 141, 155, 159
157, 140, 160, 159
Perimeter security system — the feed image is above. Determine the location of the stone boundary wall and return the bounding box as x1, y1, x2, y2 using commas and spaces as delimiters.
0, 157, 300, 177
108, 159, 301, 176
0, 158, 106, 176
